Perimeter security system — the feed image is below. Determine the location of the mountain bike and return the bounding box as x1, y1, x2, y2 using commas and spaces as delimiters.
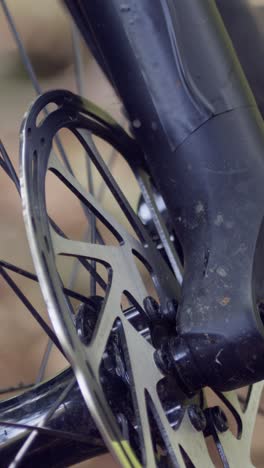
1, 0, 264, 466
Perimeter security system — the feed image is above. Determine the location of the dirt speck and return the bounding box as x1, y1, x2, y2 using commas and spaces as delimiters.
220, 296, 230, 306
226, 221, 234, 229
214, 214, 224, 226
120, 4, 130, 12
132, 118, 141, 128
216, 266, 227, 278
195, 201, 204, 214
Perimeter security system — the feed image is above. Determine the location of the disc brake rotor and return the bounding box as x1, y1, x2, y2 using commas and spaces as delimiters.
20, 89, 263, 467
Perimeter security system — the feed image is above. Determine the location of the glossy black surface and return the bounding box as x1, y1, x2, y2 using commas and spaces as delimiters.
0, 369, 106, 467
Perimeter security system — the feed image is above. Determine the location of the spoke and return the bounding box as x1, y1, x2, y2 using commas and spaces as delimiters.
35, 339, 53, 384
0, 142, 68, 383
214, 390, 242, 438
0, 266, 65, 358
71, 129, 180, 302
0, 260, 96, 306
48, 220, 107, 290
74, 129, 148, 244
0, 0, 73, 172
72, 24, 97, 296
49, 152, 126, 244
8, 377, 76, 468
89, 288, 122, 369
0, 420, 92, 444
0, 0, 41, 94
51, 230, 119, 264
97, 146, 118, 202
71, 24, 84, 96
1, 0, 107, 274
0, 141, 20, 193
0, 19, 107, 384
137, 169, 183, 286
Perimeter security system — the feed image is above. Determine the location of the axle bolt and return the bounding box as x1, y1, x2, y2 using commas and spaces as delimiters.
211, 406, 229, 433
188, 404, 207, 432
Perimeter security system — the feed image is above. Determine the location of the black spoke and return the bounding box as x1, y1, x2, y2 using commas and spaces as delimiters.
72, 25, 97, 296
72, 24, 84, 96
0, 144, 107, 293
0, 420, 91, 444
0, 0, 73, 173
97, 146, 118, 202
0, 266, 65, 358
0, 260, 101, 305
0, 0, 103, 246
0, 141, 20, 193
74, 129, 147, 243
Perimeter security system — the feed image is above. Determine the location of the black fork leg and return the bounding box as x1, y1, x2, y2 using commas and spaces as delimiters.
65, 0, 264, 392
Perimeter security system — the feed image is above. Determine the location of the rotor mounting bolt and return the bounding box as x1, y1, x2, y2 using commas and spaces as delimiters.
154, 340, 177, 375
188, 404, 207, 432
211, 406, 229, 433
143, 296, 160, 321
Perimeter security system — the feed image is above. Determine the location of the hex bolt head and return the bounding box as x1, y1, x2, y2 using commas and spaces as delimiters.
211, 406, 229, 433
188, 404, 207, 432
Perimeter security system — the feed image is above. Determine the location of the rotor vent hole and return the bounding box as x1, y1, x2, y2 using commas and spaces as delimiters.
46, 168, 122, 246
48, 128, 123, 246
55, 254, 110, 318
205, 387, 241, 439
236, 385, 252, 413
90, 134, 141, 240
205, 436, 224, 468
250, 386, 264, 467
144, 389, 175, 465
45, 170, 90, 241
54, 129, 140, 242
179, 446, 195, 468
36, 102, 59, 127
121, 292, 150, 340
99, 319, 143, 465
132, 251, 159, 305
156, 377, 185, 431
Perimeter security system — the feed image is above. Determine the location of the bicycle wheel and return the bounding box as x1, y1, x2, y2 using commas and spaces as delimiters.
0, 1, 116, 466
0, 1, 264, 468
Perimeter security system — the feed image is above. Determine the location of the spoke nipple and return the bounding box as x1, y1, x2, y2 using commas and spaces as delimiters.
188, 404, 207, 432
211, 406, 229, 433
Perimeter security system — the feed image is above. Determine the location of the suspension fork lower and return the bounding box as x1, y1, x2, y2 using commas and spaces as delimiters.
65, 0, 264, 393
